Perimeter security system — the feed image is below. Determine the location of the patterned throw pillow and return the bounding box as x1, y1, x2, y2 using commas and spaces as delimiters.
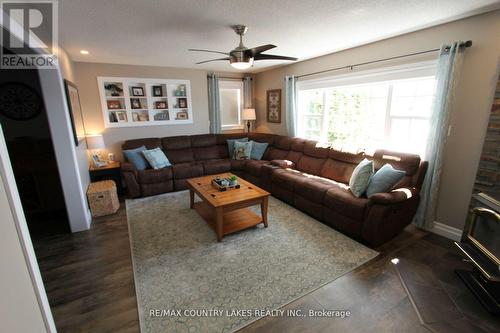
349, 158, 374, 197
142, 148, 171, 169
227, 137, 248, 157
123, 145, 149, 170
366, 164, 406, 197
249, 141, 269, 160
233, 141, 252, 160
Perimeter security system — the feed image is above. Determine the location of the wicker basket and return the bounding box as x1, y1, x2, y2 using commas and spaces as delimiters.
87, 180, 119, 217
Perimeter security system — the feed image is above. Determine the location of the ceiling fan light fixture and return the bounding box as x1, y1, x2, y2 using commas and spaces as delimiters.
230, 57, 253, 70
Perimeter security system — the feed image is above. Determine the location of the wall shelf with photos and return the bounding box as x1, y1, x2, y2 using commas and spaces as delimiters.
97, 76, 193, 128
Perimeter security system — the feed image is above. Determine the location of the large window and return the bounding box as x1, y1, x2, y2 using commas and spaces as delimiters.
297, 62, 437, 157
219, 80, 244, 130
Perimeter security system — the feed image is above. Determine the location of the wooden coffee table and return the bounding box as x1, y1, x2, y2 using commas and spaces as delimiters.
186, 173, 270, 242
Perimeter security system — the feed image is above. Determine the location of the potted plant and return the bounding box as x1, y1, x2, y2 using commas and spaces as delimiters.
229, 175, 238, 186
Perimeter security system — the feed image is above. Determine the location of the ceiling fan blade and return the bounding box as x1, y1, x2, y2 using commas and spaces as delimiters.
195, 57, 230, 64
244, 44, 276, 56
188, 49, 229, 56
254, 54, 298, 61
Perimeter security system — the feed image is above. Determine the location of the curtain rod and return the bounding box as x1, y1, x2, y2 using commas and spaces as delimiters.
208, 76, 252, 80
295, 40, 472, 79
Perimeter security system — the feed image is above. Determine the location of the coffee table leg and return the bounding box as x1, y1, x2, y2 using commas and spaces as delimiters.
215, 207, 224, 242
189, 189, 194, 209
261, 196, 269, 227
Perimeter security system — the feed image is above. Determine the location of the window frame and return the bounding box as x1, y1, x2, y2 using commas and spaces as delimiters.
219, 80, 244, 130
296, 60, 437, 155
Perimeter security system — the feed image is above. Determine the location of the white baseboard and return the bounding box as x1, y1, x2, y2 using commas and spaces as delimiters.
429, 221, 462, 241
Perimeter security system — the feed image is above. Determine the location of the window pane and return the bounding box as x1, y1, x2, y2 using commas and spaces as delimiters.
325, 83, 388, 152
220, 88, 240, 126
391, 77, 436, 117
298, 90, 324, 140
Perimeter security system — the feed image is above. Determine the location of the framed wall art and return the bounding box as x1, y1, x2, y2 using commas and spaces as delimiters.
267, 89, 281, 123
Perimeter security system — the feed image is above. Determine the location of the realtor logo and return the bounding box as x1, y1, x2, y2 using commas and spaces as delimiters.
1, 0, 58, 69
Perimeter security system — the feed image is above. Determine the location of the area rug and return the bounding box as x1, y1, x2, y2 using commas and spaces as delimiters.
126, 191, 378, 333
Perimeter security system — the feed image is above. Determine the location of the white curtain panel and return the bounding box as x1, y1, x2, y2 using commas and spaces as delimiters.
413, 42, 465, 229
243, 76, 252, 108
207, 73, 221, 134
285, 75, 298, 136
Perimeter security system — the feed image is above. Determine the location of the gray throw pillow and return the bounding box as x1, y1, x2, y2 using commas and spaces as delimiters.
349, 159, 374, 197
142, 148, 171, 169
249, 141, 269, 160
227, 137, 248, 157
366, 164, 406, 197
233, 141, 252, 160
123, 145, 149, 170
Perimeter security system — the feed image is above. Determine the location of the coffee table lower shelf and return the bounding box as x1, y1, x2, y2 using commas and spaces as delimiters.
193, 201, 265, 241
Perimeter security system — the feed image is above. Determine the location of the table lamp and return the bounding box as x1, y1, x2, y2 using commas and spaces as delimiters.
86, 134, 107, 167
242, 108, 256, 133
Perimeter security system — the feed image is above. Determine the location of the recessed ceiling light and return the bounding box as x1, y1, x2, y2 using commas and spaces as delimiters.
80, 50, 89, 55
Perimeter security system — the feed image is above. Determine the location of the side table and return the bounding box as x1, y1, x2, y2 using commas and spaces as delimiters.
89, 161, 123, 195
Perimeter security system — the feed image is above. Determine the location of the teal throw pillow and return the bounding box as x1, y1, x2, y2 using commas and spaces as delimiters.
142, 148, 171, 169
227, 137, 248, 157
349, 159, 374, 197
249, 141, 269, 160
366, 164, 406, 198
233, 141, 252, 160
123, 146, 149, 170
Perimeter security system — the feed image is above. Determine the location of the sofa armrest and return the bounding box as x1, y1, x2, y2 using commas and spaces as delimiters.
368, 187, 417, 205
270, 159, 295, 169
121, 162, 140, 197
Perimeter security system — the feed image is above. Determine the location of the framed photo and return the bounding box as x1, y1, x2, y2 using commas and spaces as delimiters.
130, 98, 141, 109
155, 101, 168, 109
107, 100, 122, 110
267, 89, 281, 123
152, 85, 163, 97
131, 86, 144, 96
64, 80, 87, 146
175, 111, 188, 120
115, 111, 127, 122
178, 97, 187, 108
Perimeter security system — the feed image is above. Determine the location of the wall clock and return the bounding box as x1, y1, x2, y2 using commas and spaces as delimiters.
0, 82, 43, 120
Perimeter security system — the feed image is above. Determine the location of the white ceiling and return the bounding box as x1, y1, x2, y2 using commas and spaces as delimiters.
59, 0, 500, 73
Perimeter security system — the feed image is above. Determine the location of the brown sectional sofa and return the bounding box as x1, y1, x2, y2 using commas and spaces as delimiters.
121, 133, 428, 246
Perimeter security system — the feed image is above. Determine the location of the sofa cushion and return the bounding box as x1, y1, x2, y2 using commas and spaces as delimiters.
296, 155, 327, 175
320, 151, 364, 184
324, 185, 368, 221
243, 160, 269, 177
193, 146, 220, 160
285, 150, 303, 165
303, 140, 330, 158
248, 133, 277, 145
172, 162, 203, 179
202, 159, 231, 174
230, 159, 248, 171
191, 134, 216, 147
294, 177, 339, 204
165, 149, 195, 164
123, 146, 149, 170
372, 150, 420, 176
138, 167, 173, 184
274, 136, 293, 150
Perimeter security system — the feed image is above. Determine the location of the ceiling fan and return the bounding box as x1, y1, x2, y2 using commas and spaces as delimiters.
189, 25, 298, 70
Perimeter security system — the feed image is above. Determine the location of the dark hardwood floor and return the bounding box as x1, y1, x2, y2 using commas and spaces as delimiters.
33, 201, 500, 333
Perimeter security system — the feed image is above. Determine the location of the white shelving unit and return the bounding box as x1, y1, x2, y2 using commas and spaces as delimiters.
97, 76, 193, 128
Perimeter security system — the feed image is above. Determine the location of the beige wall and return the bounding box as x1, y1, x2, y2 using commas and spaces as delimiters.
74, 62, 243, 159
254, 10, 500, 231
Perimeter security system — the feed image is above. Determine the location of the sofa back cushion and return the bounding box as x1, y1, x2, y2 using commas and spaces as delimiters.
161, 136, 194, 164
371, 150, 421, 188
320, 150, 365, 184
122, 138, 161, 150
266, 147, 289, 160
297, 155, 327, 175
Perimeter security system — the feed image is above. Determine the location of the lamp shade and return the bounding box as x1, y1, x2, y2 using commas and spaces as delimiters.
86, 134, 105, 150
242, 108, 256, 121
